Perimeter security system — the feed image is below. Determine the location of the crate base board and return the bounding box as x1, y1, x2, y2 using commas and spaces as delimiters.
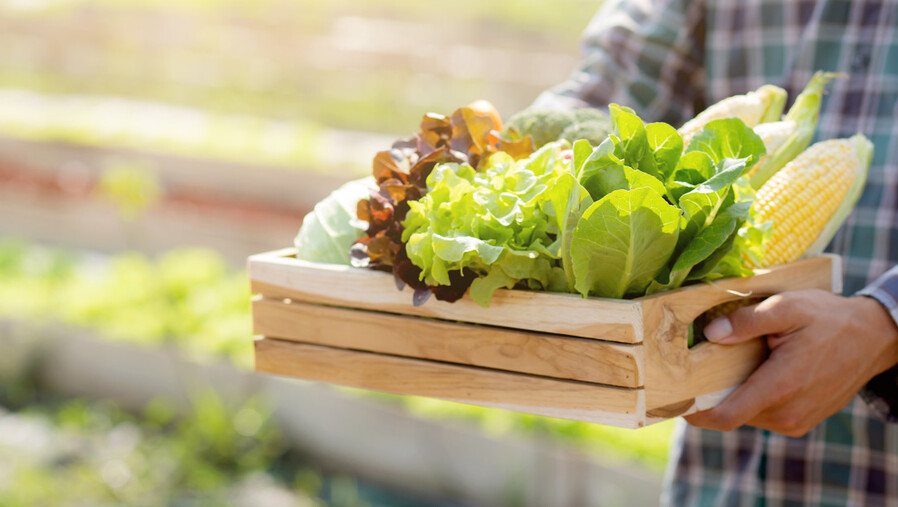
255, 338, 649, 429
252, 297, 644, 388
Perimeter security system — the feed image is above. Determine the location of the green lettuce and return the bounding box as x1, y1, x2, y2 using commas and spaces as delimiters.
397, 104, 769, 305
560, 106, 767, 298
401, 143, 569, 306
571, 187, 680, 298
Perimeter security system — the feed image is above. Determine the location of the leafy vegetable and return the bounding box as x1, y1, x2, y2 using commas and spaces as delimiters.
559, 106, 766, 298
698, 179, 773, 280
685, 118, 767, 167
352, 100, 769, 305
570, 187, 680, 298
294, 176, 374, 265
351, 102, 534, 303
401, 143, 569, 306
645, 122, 683, 182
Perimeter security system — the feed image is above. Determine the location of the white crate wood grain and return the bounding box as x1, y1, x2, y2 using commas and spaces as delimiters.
250, 249, 840, 428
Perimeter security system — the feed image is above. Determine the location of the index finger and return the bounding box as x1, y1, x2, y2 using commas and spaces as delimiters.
708, 293, 808, 344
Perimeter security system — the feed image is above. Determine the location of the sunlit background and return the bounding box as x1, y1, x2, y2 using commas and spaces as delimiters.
0, 0, 676, 505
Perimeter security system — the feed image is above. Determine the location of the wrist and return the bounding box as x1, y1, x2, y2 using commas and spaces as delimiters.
852, 295, 898, 375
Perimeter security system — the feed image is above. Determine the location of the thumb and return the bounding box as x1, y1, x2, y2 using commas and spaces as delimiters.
703, 294, 799, 344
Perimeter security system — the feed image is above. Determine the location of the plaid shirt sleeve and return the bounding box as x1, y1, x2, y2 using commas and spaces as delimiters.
856, 266, 898, 422
530, 0, 705, 126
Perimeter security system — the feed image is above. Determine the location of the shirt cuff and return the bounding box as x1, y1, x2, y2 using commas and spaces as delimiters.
856, 265, 898, 423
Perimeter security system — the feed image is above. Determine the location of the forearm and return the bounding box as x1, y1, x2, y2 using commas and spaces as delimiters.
531, 0, 705, 125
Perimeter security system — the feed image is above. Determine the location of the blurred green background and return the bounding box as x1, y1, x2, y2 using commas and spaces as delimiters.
0, 0, 676, 505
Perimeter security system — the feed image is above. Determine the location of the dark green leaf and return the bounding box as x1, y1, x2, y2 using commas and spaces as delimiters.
685, 118, 767, 169
686, 228, 740, 281
670, 200, 751, 274
667, 151, 715, 202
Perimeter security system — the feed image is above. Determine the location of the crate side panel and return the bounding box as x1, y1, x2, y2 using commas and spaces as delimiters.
248, 254, 641, 343
253, 298, 644, 387
638, 255, 837, 324
254, 339, 645, 428
641, 255, 837, 409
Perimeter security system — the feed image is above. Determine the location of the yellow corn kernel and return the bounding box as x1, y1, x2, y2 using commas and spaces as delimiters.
746, 138, 862, 269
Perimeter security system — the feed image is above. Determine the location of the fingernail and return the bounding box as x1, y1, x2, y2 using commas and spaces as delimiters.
704, 316, 733, 343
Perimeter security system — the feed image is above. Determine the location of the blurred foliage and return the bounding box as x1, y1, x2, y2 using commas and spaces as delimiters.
362, 392, 674, 474
0, 240, 254, 367
0, 91, 329, 171
0, 388, 323, 506
95, 161, 162, 220
0, 239, 675, 471
0, 340, 448, 507
0, 0, 598, 36
0, 0, 597, 174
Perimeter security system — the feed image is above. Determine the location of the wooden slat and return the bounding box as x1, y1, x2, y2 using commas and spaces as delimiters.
248, 250, 641, 343
253, 298, 644, 387
254, 339, 646, 428
638, 255, 838, 323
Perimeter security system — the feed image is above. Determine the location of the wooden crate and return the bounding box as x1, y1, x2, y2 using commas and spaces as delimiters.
249, 249, 840, 428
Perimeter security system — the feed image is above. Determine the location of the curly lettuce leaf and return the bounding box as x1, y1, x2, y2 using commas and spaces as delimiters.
401, 143, 570, 306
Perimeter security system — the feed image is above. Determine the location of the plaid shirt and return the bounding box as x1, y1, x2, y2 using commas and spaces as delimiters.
535, 0, 898, 504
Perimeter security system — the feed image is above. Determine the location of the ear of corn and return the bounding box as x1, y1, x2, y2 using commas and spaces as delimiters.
747, 72, 840, 188
746, 134, 873, 269
678, 84, 787, 148
802, 134, 873, 258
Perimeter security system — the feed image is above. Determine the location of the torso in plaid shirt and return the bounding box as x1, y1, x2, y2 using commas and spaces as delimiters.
535, 0, 898, 504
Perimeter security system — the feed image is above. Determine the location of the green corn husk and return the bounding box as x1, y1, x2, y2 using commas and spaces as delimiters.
756, 84, 790, 124
748, 72, 841, 189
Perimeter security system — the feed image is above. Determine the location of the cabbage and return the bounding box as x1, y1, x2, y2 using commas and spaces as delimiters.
294, 177, 374, 265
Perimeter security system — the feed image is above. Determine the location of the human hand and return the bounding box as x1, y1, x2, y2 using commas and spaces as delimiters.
684, 289, 898, 437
